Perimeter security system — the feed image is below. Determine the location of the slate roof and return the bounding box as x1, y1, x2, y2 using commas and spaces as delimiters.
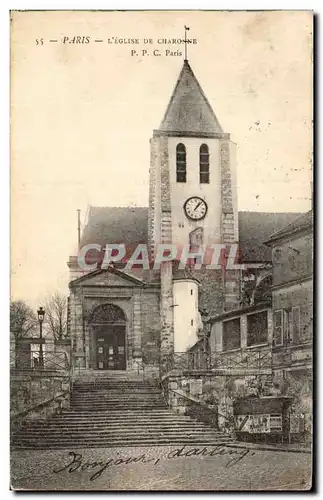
81, 206, 148, 248
158, 60, 223, 136
264, 210, 313, 245
80, 207, 303, 263
238, 211, 303, 261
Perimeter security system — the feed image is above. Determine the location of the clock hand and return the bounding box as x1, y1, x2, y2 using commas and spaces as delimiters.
194, 201, 202, 211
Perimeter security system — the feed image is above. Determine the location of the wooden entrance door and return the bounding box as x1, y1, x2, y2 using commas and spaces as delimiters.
96, 325, 126, 370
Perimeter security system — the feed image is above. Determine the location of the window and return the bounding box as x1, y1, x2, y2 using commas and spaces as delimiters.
223, 318, 241, 351
247, 311, 268, 346
274, 310, 283, 346
176, 143, 186, 182
191, 289, 193, 295
199, 144, 210, 183
274, 306, 301, 345
273, 247, 282, 264
191, 319, 194, 326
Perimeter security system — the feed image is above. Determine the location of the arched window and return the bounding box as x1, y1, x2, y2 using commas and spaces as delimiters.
176, 143, 186, 183
199, 144, 210, 184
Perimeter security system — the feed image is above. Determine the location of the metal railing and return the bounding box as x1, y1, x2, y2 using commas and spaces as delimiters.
217, 348, 272, 370
10, 349, 69, 372
160, 348, 272, 376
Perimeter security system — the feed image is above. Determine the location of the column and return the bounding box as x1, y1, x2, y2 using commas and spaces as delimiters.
160, 261, 174, 357
70, 290, 86, 368
240, 314, 247, 348
132, 293, 142, 363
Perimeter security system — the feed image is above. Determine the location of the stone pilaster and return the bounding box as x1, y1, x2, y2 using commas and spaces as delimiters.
160, 261, 174, 357
69, 290, 86, 368
148, 137, 158, 260
220, 139, 235, 243
132, 293, 142, 361
158, 134, 174, 358
267, 309, 273, 345
240, 314, 247, 348
83, 323, 90, 369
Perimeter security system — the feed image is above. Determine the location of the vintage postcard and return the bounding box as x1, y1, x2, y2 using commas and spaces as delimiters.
10, 10, 313, 491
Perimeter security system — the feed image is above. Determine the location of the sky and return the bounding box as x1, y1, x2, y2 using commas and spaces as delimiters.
11, 10, 313, 308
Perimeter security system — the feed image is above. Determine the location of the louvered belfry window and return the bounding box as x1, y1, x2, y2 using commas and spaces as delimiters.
199, 143, 210, 184
176, 143, 186, 183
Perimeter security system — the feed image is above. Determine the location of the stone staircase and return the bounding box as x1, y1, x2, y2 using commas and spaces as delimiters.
11, 373, 232, 449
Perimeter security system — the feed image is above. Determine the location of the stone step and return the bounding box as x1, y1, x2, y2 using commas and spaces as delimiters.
71, 392, 163, 396
68, 405, 167, 410
71, 399, 165, 403
72, 390, 159, 394
36, 420, 197, 427
14, 423, 221, 433
56, 411, 185, 417
71, 393, 163, 398
14, 429, 221, 438
11, 378, 226, 451
67, 401, 165, 412
57, 410, 182, 416
73, 381, 160, 392
44, 417, 196, 424
12, 437, 232, 449
73, 385, 160, 388
72, 385, 158, 388
19, 418, 199, 426
70, 398, 165, 404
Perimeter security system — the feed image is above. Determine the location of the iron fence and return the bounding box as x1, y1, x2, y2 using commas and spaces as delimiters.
160, 348, 272, 376
10, 349, 69, 372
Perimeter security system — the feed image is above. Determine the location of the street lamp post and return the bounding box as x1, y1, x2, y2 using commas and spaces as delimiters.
37, 306, 45, 369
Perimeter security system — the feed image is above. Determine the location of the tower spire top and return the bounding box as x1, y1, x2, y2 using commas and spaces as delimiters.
184, 25, 190, 61
158, 59, 223, 136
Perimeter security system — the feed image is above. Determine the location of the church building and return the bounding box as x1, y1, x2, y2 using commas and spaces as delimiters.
67, 59, 301, 373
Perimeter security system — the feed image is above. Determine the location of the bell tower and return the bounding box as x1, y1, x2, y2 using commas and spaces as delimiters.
148, 59, 238, 260
148, 58, 239, 357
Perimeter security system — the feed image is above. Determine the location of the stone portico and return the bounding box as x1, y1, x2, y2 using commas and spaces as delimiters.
68, 266, 161, 371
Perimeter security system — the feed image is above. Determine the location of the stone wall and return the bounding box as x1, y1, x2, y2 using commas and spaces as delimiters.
162, 371, 275, 432
11, 372, 70, 427
191, 268, 225, 316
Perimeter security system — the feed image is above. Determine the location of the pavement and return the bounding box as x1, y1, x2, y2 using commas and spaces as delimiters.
223, 440, 312, 454
11, 443, 312, 491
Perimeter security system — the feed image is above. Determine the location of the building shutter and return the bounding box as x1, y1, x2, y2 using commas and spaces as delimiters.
274, 310, 283, 346
283, 310, 289, 344
292, 306, 301, 343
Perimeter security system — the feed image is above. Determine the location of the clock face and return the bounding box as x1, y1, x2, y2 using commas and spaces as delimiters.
184, 197, 208, 221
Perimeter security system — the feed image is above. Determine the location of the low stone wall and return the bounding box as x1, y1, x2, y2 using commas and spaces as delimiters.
10, 371, 71, 428
161, 370, 277, 432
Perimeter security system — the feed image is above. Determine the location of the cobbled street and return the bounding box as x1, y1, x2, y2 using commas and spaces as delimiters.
11, 444, 312, 491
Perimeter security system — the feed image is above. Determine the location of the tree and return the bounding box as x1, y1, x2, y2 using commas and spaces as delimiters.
10, 300, 38, 340
44, 292, 68, 340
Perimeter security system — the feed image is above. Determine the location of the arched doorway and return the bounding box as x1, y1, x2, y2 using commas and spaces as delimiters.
89, 304, 126, 370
